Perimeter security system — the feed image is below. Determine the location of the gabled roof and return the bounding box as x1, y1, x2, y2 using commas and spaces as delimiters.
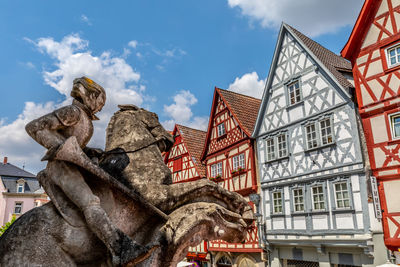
201, 87, 261, 160
341, 0, 382, 63
253, 23, 354, 137
166, 124, 207, 178
287, 25, 353, 90
0, 163, 36, 178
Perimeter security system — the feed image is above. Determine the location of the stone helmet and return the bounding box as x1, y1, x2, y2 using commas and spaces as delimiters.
71, 77, 106, 114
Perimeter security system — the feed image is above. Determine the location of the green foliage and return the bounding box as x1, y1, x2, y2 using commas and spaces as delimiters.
0, 215, 16, 236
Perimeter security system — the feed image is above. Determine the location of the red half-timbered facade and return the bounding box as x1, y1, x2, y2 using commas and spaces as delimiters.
201, 88, 262, 259
164, 124, 208, 263
342, 0, 400, 251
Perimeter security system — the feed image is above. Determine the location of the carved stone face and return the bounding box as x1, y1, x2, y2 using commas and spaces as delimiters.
71, 77, 106, 114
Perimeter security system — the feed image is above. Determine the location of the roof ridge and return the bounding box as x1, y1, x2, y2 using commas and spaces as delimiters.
216, 87, 262, 100
176, 124, 207, 134
285, 24, 352, 70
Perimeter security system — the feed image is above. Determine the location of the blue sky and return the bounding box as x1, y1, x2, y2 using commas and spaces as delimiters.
0, 0, 363, 172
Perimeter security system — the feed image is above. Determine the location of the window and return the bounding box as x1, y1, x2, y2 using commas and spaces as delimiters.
387, 44, 400, 67
335, 182, 350, 208
266, 138, 275, 161
217, 123, 226, 137
173, 157, 182, 172
293, 188, 304, 212
14, 202, 22, 214
272, 191, 283, 214
34, 201, 40, 207
211, 162, 223, 177
390, 112, 400, 139
265, 133, 288, 162
277, 134, 288, 158
312, 185, 325, 210
305, 117, 334, 150
17, 183, 24, 193
288, 81, 301, 105
305, 124, 318, 149
232, 154, 245, 171
320, 118, 333, 145
217, 256, 232, 266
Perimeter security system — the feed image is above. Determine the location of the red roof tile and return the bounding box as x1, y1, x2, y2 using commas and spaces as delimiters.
286, 24, 354, 91
176, 124, 207, 177
217, 88, 262, 136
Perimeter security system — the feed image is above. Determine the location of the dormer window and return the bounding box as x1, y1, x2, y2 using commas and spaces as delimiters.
16, 179, 25, 193
217, 123, 226, 137
17, 184, 24, 193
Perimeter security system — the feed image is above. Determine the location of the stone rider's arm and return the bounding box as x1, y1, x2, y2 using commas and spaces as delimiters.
25, 105, 80, 151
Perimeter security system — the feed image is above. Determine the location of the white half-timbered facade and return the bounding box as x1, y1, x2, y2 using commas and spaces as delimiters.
253, 23, 388, 267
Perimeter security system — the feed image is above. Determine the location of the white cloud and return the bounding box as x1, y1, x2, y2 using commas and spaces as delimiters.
128, 40, 138, 49
228, 71, 264, 99
80, 14, 92, 25
162, 90, 208, 131
0, 34, 145, 173
227, 0, 363, 37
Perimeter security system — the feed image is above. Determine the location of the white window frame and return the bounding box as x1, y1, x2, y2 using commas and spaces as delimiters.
217, 123, 226, 137
14, 202, 23, 214
319, 118, 334, 146
265, 133, 288, 162
305, 123, 318, 150
386, 43, 400, 68
266, 138, 276, 161
272, 191, 283, 214
17, 183, 24, 193
311, 185, 325, 211
389, 111, 400, 140
304, 116, 334, 150
232, 153, 245, 171
211, 162, 223, 177
277, 134, 288, 158
334, 182, 350, 209
292, 188, 305, 212
287, 80, 302, 105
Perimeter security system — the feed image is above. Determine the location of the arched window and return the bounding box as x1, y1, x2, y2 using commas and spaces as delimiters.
216, 255, 232, 267
238, 257, 256, 267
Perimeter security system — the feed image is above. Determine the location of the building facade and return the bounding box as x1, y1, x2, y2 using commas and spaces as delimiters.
341, 0, 400, 257
201, 88, 264, 267
0, 157, 48, 225
253, 23, 388, 267
164, 124, 209, 266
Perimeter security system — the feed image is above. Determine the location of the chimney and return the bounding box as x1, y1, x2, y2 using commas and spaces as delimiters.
3, 157, 7, 164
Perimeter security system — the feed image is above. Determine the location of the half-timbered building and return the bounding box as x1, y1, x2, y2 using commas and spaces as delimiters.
164, 124, 208, 266
341, 0, 400, 258
253, 23, 389, 267
201, 88, 263, 267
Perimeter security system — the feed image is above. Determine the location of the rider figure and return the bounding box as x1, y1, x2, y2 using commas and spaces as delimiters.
26, 77, 155, 266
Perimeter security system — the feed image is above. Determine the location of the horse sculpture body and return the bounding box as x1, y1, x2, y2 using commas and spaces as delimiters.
0, 81, 254, 267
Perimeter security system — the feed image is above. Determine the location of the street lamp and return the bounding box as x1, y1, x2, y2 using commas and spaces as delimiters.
249, 193, 268, 251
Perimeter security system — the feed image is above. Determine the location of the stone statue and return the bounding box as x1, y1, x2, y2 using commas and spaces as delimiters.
0, 77, 254, 267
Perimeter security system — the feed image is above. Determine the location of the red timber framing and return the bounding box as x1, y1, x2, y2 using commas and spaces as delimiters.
164, 124, 206, 184
201, 87, 262, 253
164, 124, 208, 259
342, 0, 400, 251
